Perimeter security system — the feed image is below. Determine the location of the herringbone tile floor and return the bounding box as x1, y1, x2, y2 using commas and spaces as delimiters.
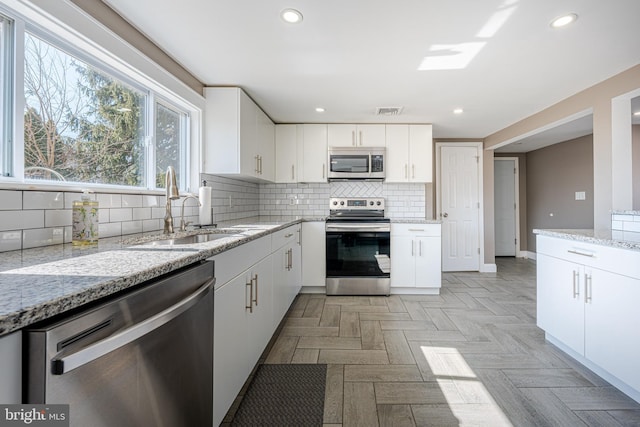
265, 257, 640, 426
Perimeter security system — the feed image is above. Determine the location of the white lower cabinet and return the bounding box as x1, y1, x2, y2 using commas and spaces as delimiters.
536, 253, 585, 354
272, 225, 301, 329
213, 225, 304, 425
391, 224, 441, 291
0, 331, 21, 403
301, 221, 326, 291
536, 234, 640, 402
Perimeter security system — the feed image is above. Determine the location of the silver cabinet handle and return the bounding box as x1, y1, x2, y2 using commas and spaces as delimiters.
291, 165, 295, 180
404, 164, 408, 179
285, 233, 294, 238
255, 155, 260, 174
246, 279, 253, 312
568, 249, 595, 258
572, 270, 580, 298
411, 240, 415, 256
359, 130, 363, 146
585, 273, 592, 303
259, 155, 263, 175
53, 277, 215, 375
252, 274, 258, 306
412, 164, 415, 179
408, 229, 425, 232
419, 240, 423, 256
322, 164, 326, 179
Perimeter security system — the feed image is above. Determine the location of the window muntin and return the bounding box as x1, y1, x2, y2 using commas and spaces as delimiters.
23, 32, 148, 186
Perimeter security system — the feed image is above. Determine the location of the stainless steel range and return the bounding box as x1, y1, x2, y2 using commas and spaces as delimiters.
325, 197, 390, 295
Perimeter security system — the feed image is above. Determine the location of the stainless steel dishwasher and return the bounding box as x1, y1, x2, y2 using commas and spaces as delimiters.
25, 260, 214, 427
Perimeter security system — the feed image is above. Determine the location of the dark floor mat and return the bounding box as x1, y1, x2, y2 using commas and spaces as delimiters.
231, 364, 327, 426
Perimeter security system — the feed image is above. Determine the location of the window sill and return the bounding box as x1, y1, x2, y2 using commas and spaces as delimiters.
0, 180, 166, 196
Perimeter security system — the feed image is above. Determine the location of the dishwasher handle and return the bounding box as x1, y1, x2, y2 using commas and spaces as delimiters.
51, 276, 215, 375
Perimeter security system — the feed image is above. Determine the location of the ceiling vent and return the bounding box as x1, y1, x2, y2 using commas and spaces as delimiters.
376, 107, 403, 116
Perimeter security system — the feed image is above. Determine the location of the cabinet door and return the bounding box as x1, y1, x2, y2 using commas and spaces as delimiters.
256, 107, 275, 181
536, 254, 585, 355
409, 125, 433, 183
239, 90, 258, 178
289, 240, 302, 301
585, 267, 640, 392
390, 234, 415, 287
328, 124, 357, 147
246, 256, 274, 368
302, 221, 326, 287
300, 124, 328, 182
357, 124, 386, 147
275, 125, 298, 183
415, 236, 442, 288
272, 245, 290, 328
0, 331, 21, 403
385, 125, 409, 182
214, 275, 250, 426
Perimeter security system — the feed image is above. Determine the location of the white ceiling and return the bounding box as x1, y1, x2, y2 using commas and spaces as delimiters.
104, 0, 640, 141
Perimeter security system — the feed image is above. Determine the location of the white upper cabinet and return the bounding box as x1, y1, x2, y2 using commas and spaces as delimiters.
328, 124, 385, 147
299, 124, 328, 183
385, 124, 433, 183
275, 124, 298, 183
204, 87, 275, 182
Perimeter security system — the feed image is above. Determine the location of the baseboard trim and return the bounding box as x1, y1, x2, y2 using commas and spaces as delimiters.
390, 287, 441, 295
299, 286, 326, 294
481, 263, 497, 273
523, 251, 537, 260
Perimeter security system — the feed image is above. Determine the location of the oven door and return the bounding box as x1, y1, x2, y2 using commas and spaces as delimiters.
325, 223, 390, 295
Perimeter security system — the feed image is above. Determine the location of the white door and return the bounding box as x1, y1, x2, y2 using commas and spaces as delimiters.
440, 146, 480, 271
494, 159, 517, 256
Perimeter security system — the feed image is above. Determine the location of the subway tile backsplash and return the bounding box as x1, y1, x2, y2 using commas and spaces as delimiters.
0, 176, 430, 252
611, 211, 640, 243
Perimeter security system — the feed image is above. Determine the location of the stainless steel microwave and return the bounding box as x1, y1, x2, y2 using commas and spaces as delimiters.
328, 147, 385, 181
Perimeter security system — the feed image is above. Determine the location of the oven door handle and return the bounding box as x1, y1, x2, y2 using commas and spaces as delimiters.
51, 277, 215, 375
326, 225, 390, 232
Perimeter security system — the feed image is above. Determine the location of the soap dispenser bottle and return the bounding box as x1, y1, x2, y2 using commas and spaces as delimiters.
72, 190, 99, 246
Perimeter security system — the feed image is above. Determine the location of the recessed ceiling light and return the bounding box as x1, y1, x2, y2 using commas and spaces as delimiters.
315, 107, 325, 113
453, 108, 464, 114
550, 13, 578, 28
281, 8, 303, 24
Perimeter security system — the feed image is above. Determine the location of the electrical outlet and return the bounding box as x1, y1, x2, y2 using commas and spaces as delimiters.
575, 191, 586, 201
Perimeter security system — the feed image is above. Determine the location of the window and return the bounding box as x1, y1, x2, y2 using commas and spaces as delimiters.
0, 14, 13, 178
23, 32, 149, 186
0, 8, 193, 191
155, 101, 188, 189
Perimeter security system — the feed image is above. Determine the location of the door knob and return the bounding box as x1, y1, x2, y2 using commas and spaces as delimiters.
442, 212, 448, 218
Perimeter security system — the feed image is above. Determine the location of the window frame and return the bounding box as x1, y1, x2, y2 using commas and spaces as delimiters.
0, 3, 199, 193
0, 13, 14, 178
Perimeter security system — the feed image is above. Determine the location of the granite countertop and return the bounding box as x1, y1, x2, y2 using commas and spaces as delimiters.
0, 216, 316, 337
390, 218, 441, 224
533, 229, 640, 252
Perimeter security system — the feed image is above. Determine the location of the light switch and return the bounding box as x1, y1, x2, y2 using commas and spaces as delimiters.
575, 191, 586, 201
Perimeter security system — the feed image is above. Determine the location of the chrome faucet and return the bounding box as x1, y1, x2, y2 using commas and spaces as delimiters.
163, 166, 180, 234
179, 194, 201, 232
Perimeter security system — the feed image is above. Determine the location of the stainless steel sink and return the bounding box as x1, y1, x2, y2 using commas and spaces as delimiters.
139, 232, 238, 246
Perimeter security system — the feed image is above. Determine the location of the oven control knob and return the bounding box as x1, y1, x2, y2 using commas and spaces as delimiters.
340, 201, 345, 205
369, 201, 374, 206
376, 201, 381, 206
332, 201, 338, 206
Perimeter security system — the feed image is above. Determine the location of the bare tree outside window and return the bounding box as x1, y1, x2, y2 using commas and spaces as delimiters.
23, 33, 147, 186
